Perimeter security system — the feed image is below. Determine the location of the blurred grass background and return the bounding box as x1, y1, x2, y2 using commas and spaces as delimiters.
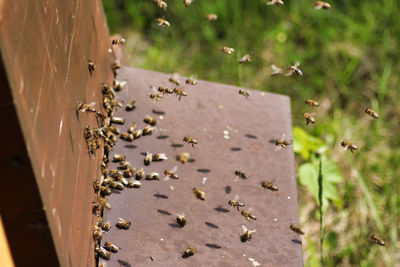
102, 0, 399, 266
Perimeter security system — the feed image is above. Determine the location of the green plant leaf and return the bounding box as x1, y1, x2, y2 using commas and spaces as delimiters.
293, 126, 325, 160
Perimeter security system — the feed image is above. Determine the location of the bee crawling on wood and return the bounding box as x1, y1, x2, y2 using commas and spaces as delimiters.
145, 172, 160, 180
290, 224, 305, 235
365, 108, 379, 119
239, 54, 252, 64
183, 136, 198, 148
158, 86, 174, 95
305, 99, 319, 107
173, 88, 187, 100
88, 60, 96, 75
314, 1, 331, 9
120, 132, 134, 142
183, 246, 195, 258
193, 187, 205, 200
235, 169, 249, 179
127, 180, 142, 188
176, 213, 187, 227
112, 38, 126, 46
164, 166, 179, 180
186, 76, 197, 85
112, 154, 126, 162
150, 93, 163, 101
144, 115, 157, 126
143, 126, 156, 136
240, 225, 256, 242
136, 168, 145, 180
95, 246, 111, 260
341, 141, 358, 153
111, 116, 126, 125
76, 102, 96, 113
152, 153, 168, 162
303, 112, 316, 125
116, 217, 131, 230
125, 100, 136, 111
104, 241, 119, 253
371, 234, 385, 246
241, 209, 257, 221
228, 195, 245, 210
238, 89, 251, 99
144, 152, 153, 166
93, 197, 111, 214
92, 225, 103, 241
261, 180, 278, 191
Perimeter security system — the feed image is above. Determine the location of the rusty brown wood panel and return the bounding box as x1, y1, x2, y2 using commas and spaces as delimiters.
100, 67, 303, 266
0, 1, 113, 266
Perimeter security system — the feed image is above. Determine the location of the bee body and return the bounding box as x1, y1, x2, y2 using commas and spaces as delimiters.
341, 141, 358, 153
144, 115, 157, 126
125, 100, 136, 111
371, 234, 385, 246
240, 225, 256, 242
156, 18, 170, 29
145, 172, 160, 180
176, 214, 187, 227
241, 210, 256, 221
116, 217, 131, 230
183, 136, 198, 148
183, 247, 195, 257
365, 108, 379, 119
235, 170, 248, 179
239, 55, 252, 64
96, 247, 111, 260
206, 14, 218, 21
104, 242, 119, 253
173, 88, 187, 100
261, 181, 278, 191
303, 112, 315, 125
239, 89, 251, 99
290, 224, 305, 235
221, 46, 235, 55
314, 1, 331, 9
305, 99, 319, 107
112, 38, 126, 46
193, 187, 205, 200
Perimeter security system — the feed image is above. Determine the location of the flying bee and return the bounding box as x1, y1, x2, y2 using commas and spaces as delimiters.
104, 242, 119, 253
173, 88, 187, 100
111, 117, 125, 125
112, 154, 126, 162
365, 108, 379, 119
112, 38, 126, 46
271, 64, 283, 76
150, 93, 163, 101
193, 187, 205, 200
239, 89, 251, 99
92, 225, 103, 241
183, 247, 195, 258
125, 100, 136, 111
145, 172, 160, 180
144, 115, 157, 126
206, 13, 218, 21
88, 60, 96, 75
287, 62, 303, 76
240, 225, 256, 242
116, 217, 131, 230
76, 102, 96, 113
120, 132, 134, 142
305, 99, 319, 107
155, 0, 167, 10
164, 166, 179, 180
176, 152, 190, 163
133, 129, 143, 139
169, 75, 181, 85
239, 54, 252, 64
136, 168, 145, 180
228, 195, 245, 210
303, 112, 316, 125
176, 213, 186, 227
183, 0, 193, 7
290, 224, 305, 235
95, 247, 111, 260
143, 126, 155, 136
110, 181, 124, 191
183, 136, 198, 148
341, 141, 358, 153
235, 170, 249, 179
144, 152, 153, 166
221, 46, 235, 55
156, 18, 170, 29
127, 180, 142, 188
186, 76, 197, 85
157, 86, 174, 95
152, 153, 168, 162
267, 0, 284, 6
241, 209, 256, 221
314, 1, 331, 9
371, 234, 385, 246
261, 180, 278, 191
114, 80, 127, 92
275, 134, 292, 151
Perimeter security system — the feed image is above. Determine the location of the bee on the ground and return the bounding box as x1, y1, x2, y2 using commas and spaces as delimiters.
93, 180, 101, 193
111, 117, 125, 125
183, 247, 195, 257
104, 242, 119, 253
125, 100, 136, 111
102, 176, 113, 186
108, 125, 120, 135
150, 93, 163, 101
116, 217, 131, 230
235, 170, 249, 179
173, 88, 187, 100
93, 197, 111, 213
127, 123, 137, 134
241, 209, 257, 221
114, 80, 127, 92
118, 161, 131, 170
193, 187, 205, 200
152, 153, 168, 162
239, 89, 251, 99
110, 169, 123, 179
112, 154, 126, 162
76, 102, 96, 113
240, 225, 256, 242
164, 166, 179, 180
127, 180, 142, 188
341, 141, 358, 153
144, 152, 153, 166
155, 0, 167, 10
303, 112, 316, 125
365, 108, 379, 119
95, 247, 111, 260
145, 172, 160, 180
206, 13, 218, 21
156, 18, 170, 29
228, 195, 245, 210
314, 1, 331, 9
176, 213, 187, 227
84, 125, 94, 140
290, 224, 305, 235
112, 38, 126, 46
136, 168, 145, 180
261, 180, 278, 191
239, 55, 252, 64
287, 62, 303, 76
371, 234, 385, 246
176, 152, 190, 163
144, 115, 157, 126
100, 186, 111, 196
143, 126, 155, 136
221, 46, 235, 55
271, 64, 283, 76
88, 60, 96, 75
183, 0, 193, 7
123, 167, 137, 178
101, 221, 111, 232
183, 136, 198, 148
157, 86, 174, 95
110, 181, 124, 191
169, 75, 181, 86
267, 0, 284, 6
133, 129, 143, 139
305, 99, 319, 107
92, 225, 103, 241
186, 76, 197, 85
111, 60, 121, 74
120, 132, 134, 142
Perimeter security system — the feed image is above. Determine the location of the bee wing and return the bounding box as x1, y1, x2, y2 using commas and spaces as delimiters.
241, 225, 248, 233
249, 229, 257, 234
234, 194, 240, 201
171, 166, 178, 172
294, 62, 300, 68
274, 146, 282, 152
267, 1, 275, 5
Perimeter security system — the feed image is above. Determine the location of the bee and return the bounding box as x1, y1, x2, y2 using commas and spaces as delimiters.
186, 76, 197, 85
176, 152, 190, 163
93, 197, 111, 212
164, 166, 179, 180
112, 38, 126, 46
93, 180, 101, 193
267, 0, 284, 6
116, 217, 131, 230
150, 93, 163, 101
101, 221, 111, 232
108, 125, 120, 135
303, 112, 316, 125
271, 64, 283, 76
110, 181, 124, 191
156, 18, 170, 29
173, 88, 187, 100
120, 132, 134, 142
290, 224, 305, 235
119, 161, 131, 170
176, 213, 187, 227
92, 225, 103, 241
104, 242, 119, 253
275, 135, 292, 150
221, 46, 235, 55
114, 80, 127, 92
76, 102, 96, 113
88, 60, 96, 75
183, 136, 198, 148
341, 141, 358, 153
239, 89, 251, 99
84, 125, 94, 140
240, 225, 256, 242
110, 169, 123, 179
235, 170, 249, 179
127, 180, 142, 188
261, 180, 278, 191
183, 0, 193, 7
95, 247, 111, 260
314, 1, 331, 9
365, 108, 379, 119
241, 209, 257, 221
127, 123, 137, 134
112, 154, 126, 162
143, 126, 155, 136
183, 247, 195, 257
239, 54, 252, 64
206, 13, 218, 21
371, 234, 385, 246
136, 168, 145, 180
288, 62, 303, 76
102, 177, 113, 186
155, 0, 167, 10
157, 86, 174, 95
144, 115, 157, 126
144, 152, 153, 166
123, 167, 137, 178
152, 153, 168, 162
145, 172, 160, 180
193, 187, 205, 200
111, 60, 121, 76
100, 186, 112, 196
133, 129, 143, 139
169, 75, 181, 86
111, 117, 125, 125
125, 100, 136, 111
305, 99, 319, 107
228, 195, 245, 210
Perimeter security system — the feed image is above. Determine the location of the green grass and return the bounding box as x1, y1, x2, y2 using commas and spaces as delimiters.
102, 0, 400, 265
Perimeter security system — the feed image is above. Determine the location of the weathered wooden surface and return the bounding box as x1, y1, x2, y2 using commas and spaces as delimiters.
0, 0, 113, 266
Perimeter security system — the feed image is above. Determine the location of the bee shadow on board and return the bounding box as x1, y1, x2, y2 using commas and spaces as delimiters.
197, 168, 210, 173
124, 145, 137, 149
230, 147, 242, 152
153, 193, 168, 199
168, 223, 182, 228
152, 109, 165, 115
245, 134, 258, 139
157, 135, 169, 140
214, 206, 230, 213
171, 143, 184, 148
225, 186, 231, 194
269, 138, 278, 144
204, 222, 219, 229
157, 209, 171, 216
205, 243, 222, 249
291, 239, 302, 245
117, 260, 132, 267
